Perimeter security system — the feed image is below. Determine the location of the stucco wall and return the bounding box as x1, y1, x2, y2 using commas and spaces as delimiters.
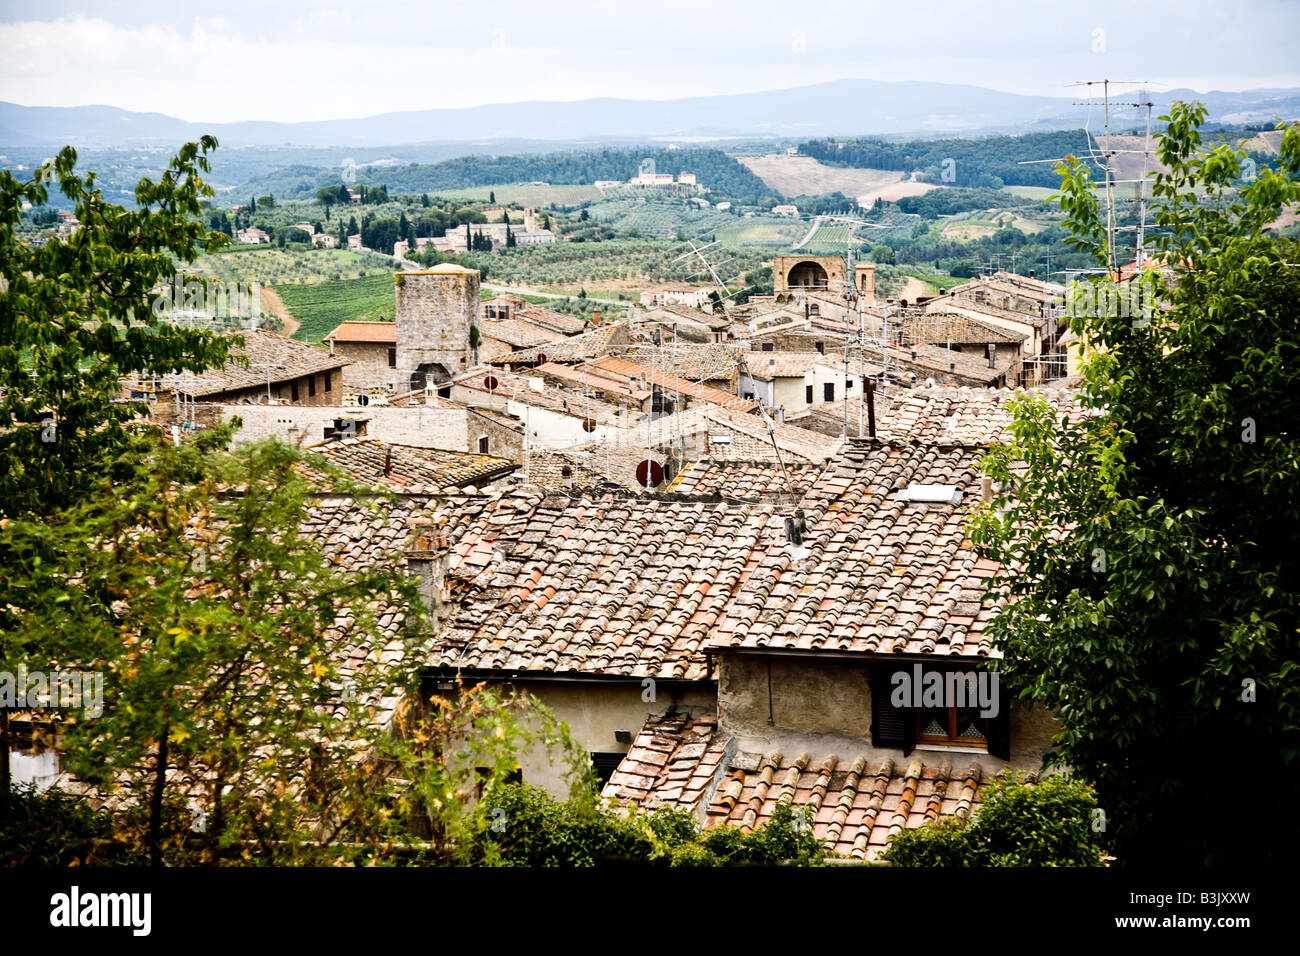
718, 654, 1057, 773
489, 679, 717, 797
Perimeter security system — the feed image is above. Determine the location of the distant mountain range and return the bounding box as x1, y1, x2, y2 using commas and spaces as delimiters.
4, 79, 1299, 148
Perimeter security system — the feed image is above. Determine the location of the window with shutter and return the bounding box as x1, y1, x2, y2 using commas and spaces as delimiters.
870, 665, 915, 755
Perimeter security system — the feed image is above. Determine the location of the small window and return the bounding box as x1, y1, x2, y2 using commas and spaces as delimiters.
291, 380, 299, 402
742, 392, 754, 401
809, 304, 820, 316
824, 382, 834, 402
478, 436, 489, 454
388, 347, 397, 368
590, 752, 626, 788
815, 341, 824, 354
324, 373, 331, 392
846, 379, 854, 390
308, 375, 316, 397
805, 384, 813, 404
761, 342, 774, 352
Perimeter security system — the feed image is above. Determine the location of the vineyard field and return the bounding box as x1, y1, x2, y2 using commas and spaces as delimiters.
196, 248, 396, 288
276, 273, 395, 345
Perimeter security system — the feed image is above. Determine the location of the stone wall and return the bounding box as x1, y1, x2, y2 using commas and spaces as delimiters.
212, 402, 476, 450
332, 341, 402, 388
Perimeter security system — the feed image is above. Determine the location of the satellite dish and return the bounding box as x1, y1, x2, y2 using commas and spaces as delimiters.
357, 393, 370, 407
635, 460, 664, 488
483, 375, 499, 391
582, 418, 598, 432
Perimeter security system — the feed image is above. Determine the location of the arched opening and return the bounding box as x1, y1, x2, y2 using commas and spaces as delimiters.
786, 260, 830, 290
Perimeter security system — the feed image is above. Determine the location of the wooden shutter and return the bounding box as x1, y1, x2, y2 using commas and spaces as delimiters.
987, 694, 1011, 760
871, 664, 915, 755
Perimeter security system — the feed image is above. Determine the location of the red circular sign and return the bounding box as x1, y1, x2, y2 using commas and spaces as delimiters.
535, 352, 547, 365
483, 375, 499, 391
582, 418, 598, 432
635, 460, 664, 488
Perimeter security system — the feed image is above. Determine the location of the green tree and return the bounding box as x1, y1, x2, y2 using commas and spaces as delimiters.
489, 190, 495, 203
870, 243, 895, 264
0, 139, 236, 523
969, 106, 1300, 866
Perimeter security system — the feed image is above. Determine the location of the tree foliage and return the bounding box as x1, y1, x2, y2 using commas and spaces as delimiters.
0, 139, 236, 520
969, 105, 1300, 866
883, 774, 1105, 867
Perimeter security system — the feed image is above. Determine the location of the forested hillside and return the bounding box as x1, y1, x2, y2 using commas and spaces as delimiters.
800, 130, 1093, 188
226, 148, 775, 206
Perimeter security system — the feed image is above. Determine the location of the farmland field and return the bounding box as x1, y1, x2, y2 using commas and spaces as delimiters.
1004, 185, 1058, 201
738, 154, 936, 204
430, 183, 603, 207
462, 239, 769, 290
276, 273, 395, 345
715, 221, 805, 247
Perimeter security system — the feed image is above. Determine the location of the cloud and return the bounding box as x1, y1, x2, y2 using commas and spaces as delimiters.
0, 4, 1297, 123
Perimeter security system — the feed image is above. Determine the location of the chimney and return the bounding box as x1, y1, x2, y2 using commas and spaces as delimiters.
980, 475, 993, 503
1029, 269, 1036, 279
406, 525, 452, 632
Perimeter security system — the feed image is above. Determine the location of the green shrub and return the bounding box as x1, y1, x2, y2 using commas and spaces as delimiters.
882, 773, 1105, 867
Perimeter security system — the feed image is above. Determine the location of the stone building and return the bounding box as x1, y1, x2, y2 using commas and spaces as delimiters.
394, 265, 480, 389
325, 320, 400, 389
145, 329, 349, 407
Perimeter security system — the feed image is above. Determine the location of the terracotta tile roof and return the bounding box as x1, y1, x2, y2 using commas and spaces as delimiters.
506, 321, 628, 364
644, 303, 731, 330
433, 490, 784, 680
602, 712, 729, 809
878, 385, 1087, 445
892, 343, 1007, 385
455, 366, 641, 427
154, 329, 350, 397
926, 295, 1052, 330
517, 305, 587, 335
709, 440, 1001, 660
666, 459, 823, 500
520, 449, 614, 490
901, 311, 1028, 345
326, 321, 397, 344
526, 441, 672, 491
602, 713, 994, 861
301, 438, 517, 492
612, 343, 741, 384
586, 355, 758, 412
741, 352, 837, 380
480, 318, 568, 349
694, 407, 842, 463
534, 361, 652, 404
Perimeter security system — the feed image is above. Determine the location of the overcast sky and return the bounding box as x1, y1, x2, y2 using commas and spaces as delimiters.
2, 1, 1298, 123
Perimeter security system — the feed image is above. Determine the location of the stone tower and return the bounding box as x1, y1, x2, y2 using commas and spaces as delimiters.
772, 255, 849, 295
394, 264, 479, 388
854, 263, 876, 305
